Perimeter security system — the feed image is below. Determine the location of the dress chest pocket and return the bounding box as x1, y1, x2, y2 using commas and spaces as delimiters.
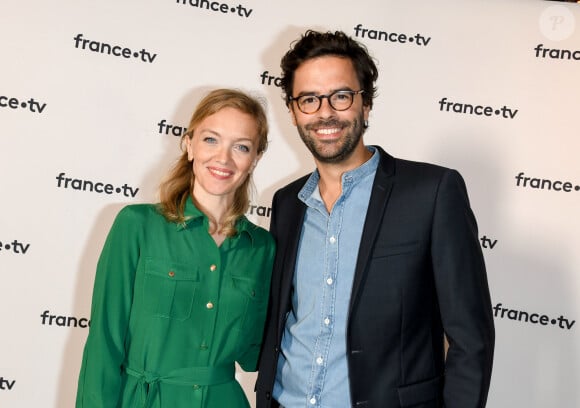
228, 275, 268, 338
142, 258, 200, 321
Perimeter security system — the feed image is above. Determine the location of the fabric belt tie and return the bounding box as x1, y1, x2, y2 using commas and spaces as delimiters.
125, 363, 235, 408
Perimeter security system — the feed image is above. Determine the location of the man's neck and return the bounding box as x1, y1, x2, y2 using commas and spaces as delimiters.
315, 144, 373, 212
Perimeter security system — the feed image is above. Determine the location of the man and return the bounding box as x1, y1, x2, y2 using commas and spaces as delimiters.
256, 30, 495, 408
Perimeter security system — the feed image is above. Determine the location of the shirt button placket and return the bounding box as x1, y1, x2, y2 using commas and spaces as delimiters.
203, 258, 220, 361
206, 263, 218, 310
192, 384, 202, 405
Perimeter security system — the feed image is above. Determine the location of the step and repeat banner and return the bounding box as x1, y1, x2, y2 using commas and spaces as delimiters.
1, 0, 578, 406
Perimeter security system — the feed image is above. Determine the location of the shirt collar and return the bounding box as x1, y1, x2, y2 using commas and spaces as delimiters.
298, 146, 379, 203
176, 196, 255, 244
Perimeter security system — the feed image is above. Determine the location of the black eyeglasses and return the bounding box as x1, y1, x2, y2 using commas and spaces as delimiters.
289, 90, 364, 114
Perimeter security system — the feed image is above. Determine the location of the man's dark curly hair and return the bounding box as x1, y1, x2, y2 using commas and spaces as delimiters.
280, 30, 378, 109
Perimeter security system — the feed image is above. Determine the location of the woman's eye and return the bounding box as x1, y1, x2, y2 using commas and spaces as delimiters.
235, 144, 250, 153
203, 136, 217, 143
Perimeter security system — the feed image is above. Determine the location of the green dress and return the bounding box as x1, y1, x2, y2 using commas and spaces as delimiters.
76, 198, 275, 407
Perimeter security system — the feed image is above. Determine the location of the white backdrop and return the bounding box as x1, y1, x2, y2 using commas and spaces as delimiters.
1, 0, 579, 407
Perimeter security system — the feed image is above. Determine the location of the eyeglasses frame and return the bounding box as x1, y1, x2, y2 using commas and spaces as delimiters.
289, 89, 365, 114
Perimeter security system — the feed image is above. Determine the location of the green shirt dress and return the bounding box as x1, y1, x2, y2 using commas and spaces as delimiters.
76, 198, 275, 407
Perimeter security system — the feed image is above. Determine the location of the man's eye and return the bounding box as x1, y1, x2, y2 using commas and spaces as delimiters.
334, 92, 351, 101
300, 96, 317, 105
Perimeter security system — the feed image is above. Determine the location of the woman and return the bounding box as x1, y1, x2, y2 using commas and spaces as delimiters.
76, 89, 275, 407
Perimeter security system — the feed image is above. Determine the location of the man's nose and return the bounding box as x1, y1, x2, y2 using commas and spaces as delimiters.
316, 96, 336, 118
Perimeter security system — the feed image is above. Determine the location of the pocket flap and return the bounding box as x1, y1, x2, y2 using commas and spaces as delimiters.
230, 275, 264, 299
397, 376, 442, 406
372, 241, 421, 258
144, 258, 200, 281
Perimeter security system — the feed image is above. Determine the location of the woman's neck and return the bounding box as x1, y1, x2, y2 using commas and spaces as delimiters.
191, 192, 231, 245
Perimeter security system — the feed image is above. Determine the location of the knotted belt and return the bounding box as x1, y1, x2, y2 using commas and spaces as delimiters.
125, 363, 235, 407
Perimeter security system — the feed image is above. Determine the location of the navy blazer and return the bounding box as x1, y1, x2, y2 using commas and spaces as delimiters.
256, 146, 494, 408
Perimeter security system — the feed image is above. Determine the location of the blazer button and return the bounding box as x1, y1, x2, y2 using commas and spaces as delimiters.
266, 391, 271, 399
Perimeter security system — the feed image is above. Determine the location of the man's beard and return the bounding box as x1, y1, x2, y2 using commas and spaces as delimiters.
297, 112, 365, 164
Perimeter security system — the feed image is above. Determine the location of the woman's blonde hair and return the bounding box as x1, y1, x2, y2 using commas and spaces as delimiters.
158, 89, 268, 236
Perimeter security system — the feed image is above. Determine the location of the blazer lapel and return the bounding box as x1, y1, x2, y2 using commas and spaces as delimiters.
349, 147, 395, 311
276, 187, 307, 336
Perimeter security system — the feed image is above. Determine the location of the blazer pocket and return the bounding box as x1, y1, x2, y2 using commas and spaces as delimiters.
397, 376, 443, 407
372, 241, 421, 259
142, 258, 200, 321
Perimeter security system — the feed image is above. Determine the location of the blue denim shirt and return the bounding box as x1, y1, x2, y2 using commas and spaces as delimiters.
273, 147, 379, 408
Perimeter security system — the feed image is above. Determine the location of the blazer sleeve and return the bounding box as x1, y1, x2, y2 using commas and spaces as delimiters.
430, 169, 495, 408
76, 206, 141, 407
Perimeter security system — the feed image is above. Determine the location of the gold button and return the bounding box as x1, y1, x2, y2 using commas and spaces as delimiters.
168, 271, 175, 277
206, 302, 214, 309
210, 264, 217, 272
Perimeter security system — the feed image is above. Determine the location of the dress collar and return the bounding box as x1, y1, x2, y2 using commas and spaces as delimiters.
176, 196, 255, 243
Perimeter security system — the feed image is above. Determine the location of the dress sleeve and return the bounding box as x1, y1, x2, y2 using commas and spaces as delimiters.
76, 206, 142, 407
430, 169, 495, 408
